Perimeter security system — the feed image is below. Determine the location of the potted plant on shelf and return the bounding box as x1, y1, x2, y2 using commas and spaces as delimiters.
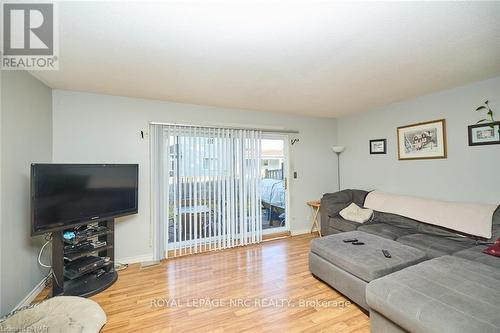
475, 100, 499, 135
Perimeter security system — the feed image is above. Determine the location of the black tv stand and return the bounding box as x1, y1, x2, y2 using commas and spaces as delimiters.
51, 219, 117, 297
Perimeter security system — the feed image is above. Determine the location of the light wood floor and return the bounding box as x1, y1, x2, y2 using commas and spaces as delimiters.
37, 234, 370, 332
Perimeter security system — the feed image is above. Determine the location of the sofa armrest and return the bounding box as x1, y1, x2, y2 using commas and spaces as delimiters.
321, 190, 353, 217
320, 190, 370, 235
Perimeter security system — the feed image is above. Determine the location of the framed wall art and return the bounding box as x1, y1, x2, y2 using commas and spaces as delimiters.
468, 122, 500, 146
397, 119, 447, 160
369, 139, 386, 154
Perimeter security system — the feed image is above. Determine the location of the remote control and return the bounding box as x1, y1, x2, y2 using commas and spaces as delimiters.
382, 249, 391, 258
343, 239, 358, 243
352, 241, 365, 245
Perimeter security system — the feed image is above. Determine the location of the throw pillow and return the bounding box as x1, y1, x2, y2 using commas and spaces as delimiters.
339, 203, 373, 223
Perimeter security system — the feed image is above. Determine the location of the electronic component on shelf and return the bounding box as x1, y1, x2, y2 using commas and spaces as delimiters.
64, 240, 93, 254
65, 256, 106, 279
63, 231, 76, 240
64, 240, 109, 261
63, 226, 110, 245
95, 269, 106, 278
83, 225, 108, 234
92, 241, 107, 248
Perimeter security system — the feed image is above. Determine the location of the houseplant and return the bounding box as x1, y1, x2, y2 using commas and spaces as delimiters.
475, 100, 499, 135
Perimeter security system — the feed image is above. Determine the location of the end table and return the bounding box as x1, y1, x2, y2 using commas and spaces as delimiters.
307, 200, 321, 237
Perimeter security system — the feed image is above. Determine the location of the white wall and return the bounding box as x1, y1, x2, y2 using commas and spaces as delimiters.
52, 90, 338, 261
1, 71, 53, 316
338, 76, 500, 204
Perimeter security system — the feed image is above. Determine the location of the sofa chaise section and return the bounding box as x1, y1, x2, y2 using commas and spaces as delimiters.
366, 255, 500, 333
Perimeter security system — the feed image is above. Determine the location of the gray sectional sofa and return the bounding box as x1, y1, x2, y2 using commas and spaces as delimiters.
310, 189, 500, 333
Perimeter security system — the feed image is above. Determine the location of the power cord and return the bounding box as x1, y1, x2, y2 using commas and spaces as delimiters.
37, 238, 52, 268
115, 262, 129, 271
37, 234, 63, 295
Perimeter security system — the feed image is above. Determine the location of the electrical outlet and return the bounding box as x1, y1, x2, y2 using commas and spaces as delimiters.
293, 171, 297, 179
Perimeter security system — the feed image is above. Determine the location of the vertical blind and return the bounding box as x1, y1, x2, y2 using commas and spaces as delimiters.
151, 124, 262, 259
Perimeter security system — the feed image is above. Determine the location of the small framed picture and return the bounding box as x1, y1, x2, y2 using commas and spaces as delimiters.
468, 122, 500, 146
397, 119, 447, 160
369, 139, 386, 154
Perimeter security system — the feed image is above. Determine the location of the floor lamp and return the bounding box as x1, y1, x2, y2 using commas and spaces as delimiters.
332, 146, 345, 192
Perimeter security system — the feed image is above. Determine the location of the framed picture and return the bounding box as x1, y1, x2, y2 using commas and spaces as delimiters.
369, 139, 386, 154
468, 122, 500, 146
397, 119, 447, 160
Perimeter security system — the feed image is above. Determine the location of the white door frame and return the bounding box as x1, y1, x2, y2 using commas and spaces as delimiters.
261, 133, 290, 235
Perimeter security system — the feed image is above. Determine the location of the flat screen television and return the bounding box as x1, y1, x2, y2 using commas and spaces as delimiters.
31, 164, 138, 235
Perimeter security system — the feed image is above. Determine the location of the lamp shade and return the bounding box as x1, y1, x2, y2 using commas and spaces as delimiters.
332, 146, 345, 153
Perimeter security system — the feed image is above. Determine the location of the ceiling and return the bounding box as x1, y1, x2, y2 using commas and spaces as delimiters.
32, 1, 500, 118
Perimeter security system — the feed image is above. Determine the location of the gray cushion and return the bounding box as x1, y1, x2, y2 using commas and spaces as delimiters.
357, 223, 415, 240
417, 222, 467, 238
371, 211, 420, 232
370, 310, 408, 333
351, 189, 369, 206
328, 216, 360, 232
321, 191, 353, 236
366, 256, 500, 333
321, 189, 368, 216
310, 231, 426, 282
321, 190, 353, 217
453, 245, 500, 269
322, 225, 345, 235
309, 252, 369, 310
372, 210, 467, 239
397, 233, 475, 259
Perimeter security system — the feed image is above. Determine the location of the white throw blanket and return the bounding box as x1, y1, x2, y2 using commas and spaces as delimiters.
364, 191, 497, 239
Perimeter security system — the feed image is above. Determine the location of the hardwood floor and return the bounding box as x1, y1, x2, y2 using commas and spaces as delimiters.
37, 234, 370, 332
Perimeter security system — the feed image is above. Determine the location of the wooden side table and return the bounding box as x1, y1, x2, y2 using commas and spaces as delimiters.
307, 200, 321, 237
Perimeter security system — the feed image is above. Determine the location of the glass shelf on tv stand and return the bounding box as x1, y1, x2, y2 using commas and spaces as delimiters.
64, 244, 114, 261
64, 261, 113, 280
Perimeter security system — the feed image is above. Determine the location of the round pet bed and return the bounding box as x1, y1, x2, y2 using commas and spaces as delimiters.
0, 296, 106, 333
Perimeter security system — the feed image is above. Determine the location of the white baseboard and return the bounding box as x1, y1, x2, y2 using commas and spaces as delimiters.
10, 253, 151, 314
291, 228, 316, 236
11, 253, 152, 312
116, 254, 153, 264
14, 277, 47, 311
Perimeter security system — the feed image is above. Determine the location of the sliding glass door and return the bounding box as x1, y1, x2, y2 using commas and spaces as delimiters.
151, 125, 263, 259
261, 134, 289, 235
